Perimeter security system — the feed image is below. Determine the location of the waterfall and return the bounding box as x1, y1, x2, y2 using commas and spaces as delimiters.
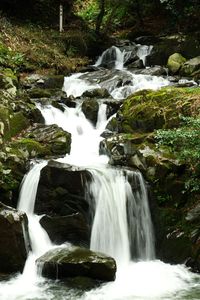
88, 168, 155, 265
95, 46, 125, 70
0, 43, 199, 300
136, 44, 153, 66
94, 44, 153, 70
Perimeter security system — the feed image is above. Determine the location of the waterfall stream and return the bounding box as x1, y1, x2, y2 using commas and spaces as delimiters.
0, 45, 199, 300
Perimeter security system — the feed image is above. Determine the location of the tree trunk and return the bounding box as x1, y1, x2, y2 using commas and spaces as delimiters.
135, 0, 144, 28
96, 0, 105, 35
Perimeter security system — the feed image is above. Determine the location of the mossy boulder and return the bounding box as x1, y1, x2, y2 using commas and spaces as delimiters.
0, 202, 30, 273
0, 105, 29, 143
107, 87, 200, 134
180, 56, 200, 77
36, 246, 116, 282
100, 133, 147, 170
27, 88, 52, 99
11, 123, 71, 158
167, 53, 186, 74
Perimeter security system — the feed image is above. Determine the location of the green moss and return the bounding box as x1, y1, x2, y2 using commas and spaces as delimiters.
119, 87, 200, 133
11, 138, 50, 157
0, 105, 10, 141
28, 88, 52, 98
9, 112, 29, 138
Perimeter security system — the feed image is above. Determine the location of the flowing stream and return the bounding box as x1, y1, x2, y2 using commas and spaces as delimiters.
0, 46, 199, 300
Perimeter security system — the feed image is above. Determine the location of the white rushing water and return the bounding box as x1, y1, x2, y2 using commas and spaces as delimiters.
88, 168, 155, 264
0, 45, 199, 300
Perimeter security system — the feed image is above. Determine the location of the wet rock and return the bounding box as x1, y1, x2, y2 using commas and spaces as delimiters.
35, 161, 92, 245
20, 74, 64, 90
82, 88, 110, 98
82, 99, 99, 126
167, 53, 186, 74
180, 56, 200, 77
37, 246, 116, 282
27, 88, 52, 99
40, 213, 90, 246
132, 66, 167, 76
60, 93, 76, 108
104, 99, 122, 119
127, 59, 144, 69
134, 36, 160, 45
107, 87, 199, 134
100, 133, 146, 171
158, 229, 192, 264
11, 123, 71, 158
0, 202, 30, 273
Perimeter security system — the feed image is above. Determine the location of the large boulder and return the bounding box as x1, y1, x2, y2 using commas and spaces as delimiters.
180, 56, 200, 77
10, 123, 71, 158
36, 246, 116, 282
35, 160, 92, 245
100, 133, 147, 171
107, 87, 200, 133
167, 53, 186, 74
0, 202, 30, 273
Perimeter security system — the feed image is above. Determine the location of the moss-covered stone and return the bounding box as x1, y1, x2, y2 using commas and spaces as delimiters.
11, 138, 50, 158
9, 112, 29, 137
180, 56, 200, 77
110, 87, 200, 134
27, 88, 52, 99
167, 53, 186, 74
37, 246, 116, 282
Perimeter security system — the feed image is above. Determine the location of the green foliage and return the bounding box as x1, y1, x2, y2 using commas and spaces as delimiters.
160, 0, 200, 31
156, 116, 200, 192
0, 43, 24, 70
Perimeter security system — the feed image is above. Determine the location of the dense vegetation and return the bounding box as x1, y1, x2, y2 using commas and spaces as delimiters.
0, 0, 199, 33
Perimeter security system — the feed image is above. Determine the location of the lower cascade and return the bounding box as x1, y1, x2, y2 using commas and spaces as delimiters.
0, 46, 200, 300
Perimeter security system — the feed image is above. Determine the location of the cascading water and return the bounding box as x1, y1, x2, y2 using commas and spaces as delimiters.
136, 44, 153, 66
88, 168, 155, 265
0, 44, 200, 300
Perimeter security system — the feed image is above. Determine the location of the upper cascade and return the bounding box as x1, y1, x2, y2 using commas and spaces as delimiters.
94, 43, 153, 70
95, 46, 125, 70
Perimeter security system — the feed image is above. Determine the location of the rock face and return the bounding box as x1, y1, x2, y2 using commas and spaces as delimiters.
37, 246, 117, 282
35, 160, 92, 246
0, 202, 29, 273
